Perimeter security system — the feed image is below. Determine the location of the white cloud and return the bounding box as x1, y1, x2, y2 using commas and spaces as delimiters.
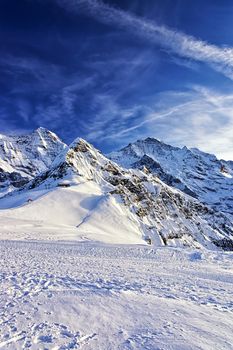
138, 87, 233, 160
81, 93, 150, 142
56, 0, 233, 80
77, 86, 233, 160
17, 99, 32, 123
0, 55, 61, 89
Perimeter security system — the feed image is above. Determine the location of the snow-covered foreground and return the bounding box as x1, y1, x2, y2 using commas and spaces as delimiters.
0, 241, 232, 350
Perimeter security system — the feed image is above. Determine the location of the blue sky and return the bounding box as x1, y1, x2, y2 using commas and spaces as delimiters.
1, 0, 233, 159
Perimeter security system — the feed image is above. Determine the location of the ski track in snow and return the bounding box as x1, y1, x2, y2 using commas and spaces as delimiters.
0, 240, 233, 350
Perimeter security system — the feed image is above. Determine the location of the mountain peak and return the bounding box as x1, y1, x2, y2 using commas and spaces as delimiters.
34, 126, 50, 133
2, 133, 233, 250
69, 137, 93, 151
33, 127, 63, 143
109, 137, 233, 215
0, 128, 67, 197
144, 137, 162, 143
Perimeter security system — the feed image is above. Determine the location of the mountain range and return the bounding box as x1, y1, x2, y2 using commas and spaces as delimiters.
0, 128, 232, 250
109, 138, 233, 215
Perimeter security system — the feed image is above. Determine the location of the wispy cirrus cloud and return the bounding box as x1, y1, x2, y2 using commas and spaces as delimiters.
70, 84, 233, 160
113, 87, 233, 161
0, 55, 62, 89
55, 0, 233, 80
81, 93, 151, 142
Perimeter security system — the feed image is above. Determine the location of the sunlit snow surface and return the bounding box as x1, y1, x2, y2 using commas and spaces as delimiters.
0, 136, 233, 349
0, 241, 232, 349
0, 182, 143, 244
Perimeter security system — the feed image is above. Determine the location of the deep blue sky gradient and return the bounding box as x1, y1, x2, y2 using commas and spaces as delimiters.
1, 0, 233, 158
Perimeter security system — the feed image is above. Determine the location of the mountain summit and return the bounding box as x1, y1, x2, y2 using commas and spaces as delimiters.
109, 137, 233, 215
0, 134, 232, 249
0, 128, 66, 196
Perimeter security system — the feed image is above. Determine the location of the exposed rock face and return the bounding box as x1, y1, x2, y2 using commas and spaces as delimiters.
0, 127, 66, 196
132, 155, 198, 198
0, 169, 28, 188
1, 130, 233, 249
10, 137, 233, 250
109, 138, 233, 215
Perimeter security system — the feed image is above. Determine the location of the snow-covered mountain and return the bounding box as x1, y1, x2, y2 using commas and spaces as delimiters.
0, 127, 66, 196
109, 138, 233, 215
1, 137, 232, 249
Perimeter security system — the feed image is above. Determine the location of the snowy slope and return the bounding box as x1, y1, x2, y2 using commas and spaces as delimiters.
0, 240, 233, 350
1, 137, 233, 249
109, 138, 233, 215
1, 133, 233, 350
0, 127, 66, 196
0, 182, 143, 244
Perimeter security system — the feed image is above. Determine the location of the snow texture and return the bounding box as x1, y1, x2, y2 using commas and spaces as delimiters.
0, 130, 233, 349
0, 241, 232, 350
1, 137, 232, 249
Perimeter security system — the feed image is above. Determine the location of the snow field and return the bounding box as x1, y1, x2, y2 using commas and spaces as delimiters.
0, 241, 232, 349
